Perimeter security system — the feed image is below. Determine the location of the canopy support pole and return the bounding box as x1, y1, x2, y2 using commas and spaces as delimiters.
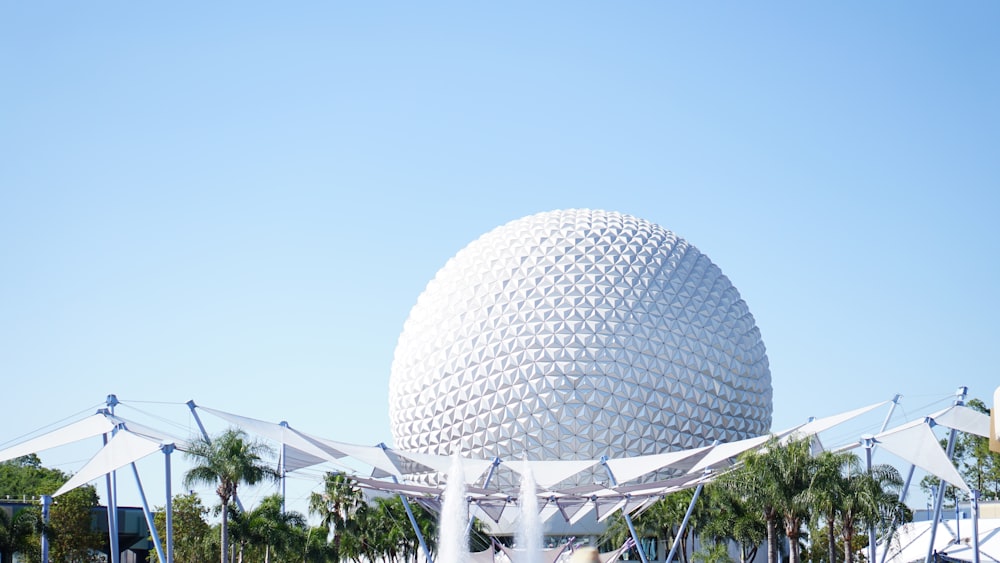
972, 489, 981, 563
864, 437, 877, 563
601, 456, 649, 563
280, 421, 289, 514
925, 386, 967, 563
879, 394, 902, 434
41, 494, 51, 563
666, 478, 708, 563
164, 443, 175, 563
880, 463, 916, 563
379, 443, 433, 563
104, 395, 121, 563
130, 461, 167, 563
467, 457, 501, 536
185, 400, 211, 441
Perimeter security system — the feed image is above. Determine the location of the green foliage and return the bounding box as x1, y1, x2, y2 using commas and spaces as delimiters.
692, 542, 733, 563
298, 526, 335, 563
229, 494, 307, 563
148, 492, 213, 563
0, 455, 70, 498
0, 504, 40, 563
723, 437, 813, 563
702, 483, 766, 563
309, 471, 364, 557
48, 486, 104, 563
955, 398, 1000, 499
340, 495, 437, 563
183, 427, 279, 563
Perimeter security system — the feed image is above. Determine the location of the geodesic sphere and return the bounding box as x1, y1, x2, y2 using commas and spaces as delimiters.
389, 209, 771, 464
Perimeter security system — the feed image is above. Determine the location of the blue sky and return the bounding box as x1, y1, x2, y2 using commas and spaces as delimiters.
1, 2, 998, 511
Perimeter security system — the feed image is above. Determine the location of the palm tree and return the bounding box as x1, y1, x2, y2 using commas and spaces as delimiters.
299, 525, 335, 563
309, 471, 364, 555
727, 436, 814, 563
809, 449, 857, 563
230, 494, 307, 563
702, 483, 766, 563
839, 463, 904, 563
183, 428, 279, 563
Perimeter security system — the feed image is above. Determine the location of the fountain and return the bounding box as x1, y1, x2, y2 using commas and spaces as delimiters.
438, 453, 470, 563
437, 456, 545, 563
515, 462, 543, 563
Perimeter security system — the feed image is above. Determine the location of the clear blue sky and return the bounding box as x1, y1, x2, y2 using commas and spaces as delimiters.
1, 2, 998, 511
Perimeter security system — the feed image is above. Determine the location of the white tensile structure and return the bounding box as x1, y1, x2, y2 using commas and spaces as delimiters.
0, 395, 990, 563
390, 209, 772, 469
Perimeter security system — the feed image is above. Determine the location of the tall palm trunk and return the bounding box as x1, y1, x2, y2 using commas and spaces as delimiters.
842, 516, 856, 563
826, 511, 837, 563
786, 516, 802, 563
221, 499, 230, 563
765, 510, 778, 563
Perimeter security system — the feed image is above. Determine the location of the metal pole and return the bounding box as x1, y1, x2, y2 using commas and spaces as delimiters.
869, 389, 903, 563
925, 386, 967, 563
879, 394, 903, 434
379, 443, 433, 563
972, 490, 980, 563
102, 421, 121, 563
956, 502, 960, 544
864, 436, 877, 563
106, 395, 122, 563
466, 457, 501, 536
601, 456, 649, 563
666, 481, 707, 563
280, 421, 289, 514
164, 443, 175, 563
880, 463, 916, 563
41, 494, 51, 563
130, 462, 167, 563
185, 400, 211, 441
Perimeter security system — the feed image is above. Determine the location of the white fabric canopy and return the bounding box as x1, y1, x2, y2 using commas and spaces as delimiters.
469, 547, 497, 563
504, 459, 601, 489
0, 414, 115, 464
1, 393, 978, 533
598, 540, 636, 563
687, 433, 774, 473
350, 475, 444, 498
297, 432, 406, 477
930, 404, 991, 438
391, 449, 494, 485
873, 420, 970, 492
602, 445, 713, 484
196, 405, 345, 472
877, 518, 1000, 563
496, 542, 571, 563
106, 415, 188, 448
54, 431, 165, 496
783, 399, 892, 440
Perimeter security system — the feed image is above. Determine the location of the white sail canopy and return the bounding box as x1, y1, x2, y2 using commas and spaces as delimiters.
54, 431, 166, 497
784, 400, 891, 440
195, 405, 343, 472
603, 445, 713, 484
0, 414, 115, 464
929, 404, 990, 438
391, 449, 494, 485
872, 419, 970, 492
504, 459, 601, 489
